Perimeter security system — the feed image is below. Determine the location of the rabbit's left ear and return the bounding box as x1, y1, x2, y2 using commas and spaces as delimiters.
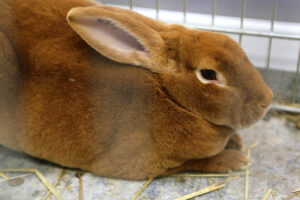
67, 6, 175, 72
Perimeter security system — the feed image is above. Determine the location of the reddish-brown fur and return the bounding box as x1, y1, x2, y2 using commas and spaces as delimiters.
0, 0, 272, 179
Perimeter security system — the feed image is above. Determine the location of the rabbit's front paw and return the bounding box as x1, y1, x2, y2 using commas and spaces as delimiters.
182, 149, 250, 173
208, 149, 250, 172
160, 149, 250, 176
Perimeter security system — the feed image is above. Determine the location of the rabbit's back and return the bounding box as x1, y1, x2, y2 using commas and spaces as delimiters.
0, 0, 162, 169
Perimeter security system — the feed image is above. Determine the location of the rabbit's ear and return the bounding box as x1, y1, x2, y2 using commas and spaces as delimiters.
67, 6, 175, 72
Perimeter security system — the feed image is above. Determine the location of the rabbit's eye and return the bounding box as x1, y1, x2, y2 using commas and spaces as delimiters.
200, 69, 217, 80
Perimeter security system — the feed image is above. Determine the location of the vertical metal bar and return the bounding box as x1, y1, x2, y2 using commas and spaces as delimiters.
264, 0, 278, 83
239, 0, 247, 44
264, 39, 273, 82
129, 0, 133, 10
211, 0, 216, 26
291, 47, 300, 103
270, 0, 277, 32
183, 0, 187, 24
156, 0, 160, 20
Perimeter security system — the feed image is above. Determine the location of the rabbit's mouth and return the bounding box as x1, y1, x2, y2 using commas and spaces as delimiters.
230, 86, 273, 129
210, 103, 271, 130
237, 104, 271, 129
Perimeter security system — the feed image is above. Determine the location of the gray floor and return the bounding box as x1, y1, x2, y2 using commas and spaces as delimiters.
0, 114, 299, 200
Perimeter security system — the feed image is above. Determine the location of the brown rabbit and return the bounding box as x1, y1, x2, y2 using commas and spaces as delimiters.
0, 0, 272, 180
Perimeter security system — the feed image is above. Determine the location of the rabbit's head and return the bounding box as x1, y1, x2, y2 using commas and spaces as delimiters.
67, 5, 272, 130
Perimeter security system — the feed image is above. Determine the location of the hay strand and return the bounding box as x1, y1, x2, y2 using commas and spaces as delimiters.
0, 173, 31, 183
131, 177, 154, 200
173, 184, 225, 200
76, 171, 83, 200
262, 189, 273, 200
244, 167, 250, 200
0, 168, 62, 200
66, 185, 73, 191
174, 173, 230, 178
244, 142, 260, 200
0, 172, 9, 180
41, 169, 65, 200
173, 176, 239, 200
218, 176, 240, 185
293, 188, 300, 193
248, 142, 260, 151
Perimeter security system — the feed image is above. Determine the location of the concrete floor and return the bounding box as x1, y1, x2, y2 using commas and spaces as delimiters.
0, 114, 299, 200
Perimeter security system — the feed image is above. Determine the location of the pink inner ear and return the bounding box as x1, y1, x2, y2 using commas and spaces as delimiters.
79, 17, 146, 53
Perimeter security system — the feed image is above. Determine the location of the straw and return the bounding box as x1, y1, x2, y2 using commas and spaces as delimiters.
173, 184, 225, 200
41, 169, 65, 200
66, 185, 73, 191
173, 173, 230, 178
77, 171, 83, 200
218, 176, 241, 185
244, 142, 260, 200
293, 188, 300, 193
131, 177, 154, 200
0, 173, 31, 183
174, 176, 240, 200
262, 189, 273, 200
0, 172, 9, 180
0, 168, 62, 200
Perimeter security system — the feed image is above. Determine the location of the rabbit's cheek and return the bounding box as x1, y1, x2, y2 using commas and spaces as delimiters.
195, 87, 242, 129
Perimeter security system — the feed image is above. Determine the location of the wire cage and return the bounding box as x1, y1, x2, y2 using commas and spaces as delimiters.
101, 0, 300, 112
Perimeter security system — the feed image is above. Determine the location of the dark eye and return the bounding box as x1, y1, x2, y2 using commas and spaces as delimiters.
200, 69, 217, 80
